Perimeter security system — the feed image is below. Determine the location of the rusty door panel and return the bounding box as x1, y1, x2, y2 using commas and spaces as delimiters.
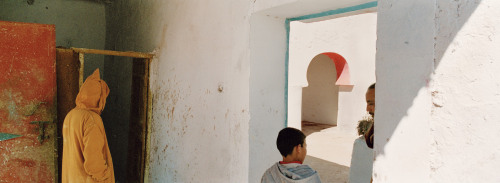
56, 48, 80, 183
0, 21, 57, 182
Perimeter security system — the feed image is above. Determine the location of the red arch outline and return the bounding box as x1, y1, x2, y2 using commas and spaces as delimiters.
321, 52, 351, 85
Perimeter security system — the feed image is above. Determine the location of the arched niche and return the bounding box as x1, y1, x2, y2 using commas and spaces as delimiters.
302, 53, 351, 125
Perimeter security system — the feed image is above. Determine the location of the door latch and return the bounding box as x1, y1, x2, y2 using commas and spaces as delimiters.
30, 121, 53, 144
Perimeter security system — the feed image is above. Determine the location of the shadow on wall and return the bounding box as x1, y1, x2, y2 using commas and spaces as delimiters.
376, 1, 481, 156
301, 121, 335, 136
302, 54, 339, 126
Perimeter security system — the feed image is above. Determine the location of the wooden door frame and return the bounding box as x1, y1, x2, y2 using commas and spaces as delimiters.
56, 47, 154, 183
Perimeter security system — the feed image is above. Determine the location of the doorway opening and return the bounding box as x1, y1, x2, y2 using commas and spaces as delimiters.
249, 1, 378, 181
287, 11, 377, 182
56, 48, 153, 183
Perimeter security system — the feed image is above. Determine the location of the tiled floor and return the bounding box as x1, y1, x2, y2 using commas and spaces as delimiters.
302, 121, 359, 183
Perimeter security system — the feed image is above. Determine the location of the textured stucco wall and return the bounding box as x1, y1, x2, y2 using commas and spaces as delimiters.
106, 1, 251, 182
431, 0, 500, 182
0, 0, 106, 78
375, 0, 500, 182
288, 13, 376, 132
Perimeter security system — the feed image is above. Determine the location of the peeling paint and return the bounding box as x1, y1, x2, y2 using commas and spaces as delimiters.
0, 21, 56, 182
7, 90, 19, 121
23, 101, 46, 116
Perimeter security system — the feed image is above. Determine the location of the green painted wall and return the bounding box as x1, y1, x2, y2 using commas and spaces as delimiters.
0, 0, 106, 78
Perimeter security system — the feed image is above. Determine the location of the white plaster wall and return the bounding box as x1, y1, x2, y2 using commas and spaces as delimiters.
302, 54, 339, 125
105, 0, 376, 182
431, 0, 500, 182
375, 0, 500, 182
106, 1, 251, 182
149, 2, 252, 182
249, 13, 288, 183
288, 13, 376, 133
374, 0, 435, 182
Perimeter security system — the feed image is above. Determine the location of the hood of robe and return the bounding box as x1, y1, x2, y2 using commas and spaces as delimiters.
277, 163, 318, 180
262, 162, 321, 183
75, 69, 109, 115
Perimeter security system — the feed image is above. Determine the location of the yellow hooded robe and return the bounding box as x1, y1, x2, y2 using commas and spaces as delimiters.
62, 69, 115, 183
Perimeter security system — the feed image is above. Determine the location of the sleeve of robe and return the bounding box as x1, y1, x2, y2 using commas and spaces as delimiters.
364, 125, 374, 149
82, 117, 112, 182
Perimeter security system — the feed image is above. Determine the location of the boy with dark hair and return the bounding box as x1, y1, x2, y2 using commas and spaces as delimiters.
261, 127, 321, 183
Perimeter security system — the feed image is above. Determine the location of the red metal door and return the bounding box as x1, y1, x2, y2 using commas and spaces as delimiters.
0, 21, 56, 182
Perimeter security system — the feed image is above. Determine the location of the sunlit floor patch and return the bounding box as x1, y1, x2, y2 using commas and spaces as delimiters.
302, 121, 358, 183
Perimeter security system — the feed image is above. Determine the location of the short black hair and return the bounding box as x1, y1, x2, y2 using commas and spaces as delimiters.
276, 127, 306, 157
368, 83, 376, 90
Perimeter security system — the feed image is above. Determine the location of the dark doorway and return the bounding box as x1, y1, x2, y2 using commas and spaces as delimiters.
56, 48, 152, 183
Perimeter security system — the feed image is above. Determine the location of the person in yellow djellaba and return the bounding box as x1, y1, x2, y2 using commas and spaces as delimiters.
62, 69, 114, 183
